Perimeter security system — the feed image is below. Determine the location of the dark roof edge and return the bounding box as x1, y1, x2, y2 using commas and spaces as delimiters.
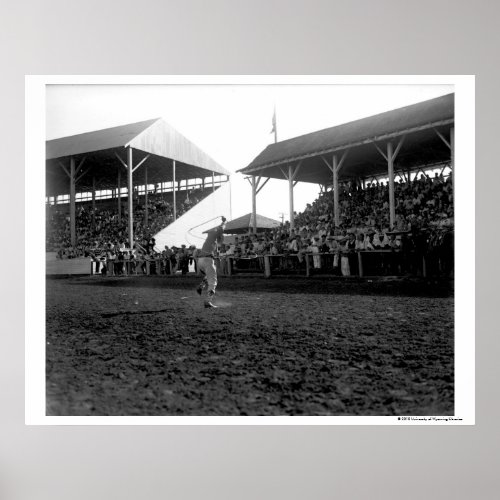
238, 118, 454, 175
238, 93, 454, 174
46, 118, 161, 143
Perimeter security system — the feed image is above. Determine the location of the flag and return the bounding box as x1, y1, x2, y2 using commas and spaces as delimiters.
270, 106, 277, 143
270, 108, 276, 134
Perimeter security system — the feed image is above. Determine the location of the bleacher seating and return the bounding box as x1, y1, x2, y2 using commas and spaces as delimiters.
46, 188, 209, 254
46, 172, 453, 278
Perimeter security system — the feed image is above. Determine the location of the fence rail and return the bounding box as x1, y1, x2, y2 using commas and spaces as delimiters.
224, 251, 425, 278
91, 250, 448, 278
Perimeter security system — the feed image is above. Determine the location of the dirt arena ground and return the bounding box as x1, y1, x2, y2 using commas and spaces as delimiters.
46, 274, 454, 417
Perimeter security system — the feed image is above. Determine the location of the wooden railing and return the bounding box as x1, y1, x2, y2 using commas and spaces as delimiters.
222, 251, 422, 278
91, 250, 447, 279
90, 257, 178, 276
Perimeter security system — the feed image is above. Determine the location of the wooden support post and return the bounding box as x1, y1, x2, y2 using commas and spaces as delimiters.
144, 166, 148, 227
358, 252, 364, 277
322, 152, 346, 228
117, 170, 121, 219
251, 175, 257, 234
450, 126, 454, 189
229, 175, 233, 220
264, 255, 271, 278
69, 157, 76, 246
305, 253, 311, 277
172, 160, 177, 221
227, 257, 233, 276
373, 137, 403, 229
288, 165, 294, 230
333, 154, 339, 227
127, 147, 134, 249
92, 176, 96, 228
387, 141, 395, 229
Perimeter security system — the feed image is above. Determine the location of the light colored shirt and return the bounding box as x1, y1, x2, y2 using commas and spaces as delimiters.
288, 239, 299, 252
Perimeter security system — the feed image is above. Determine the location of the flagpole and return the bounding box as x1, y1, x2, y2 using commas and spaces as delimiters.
273, 105, 278, 143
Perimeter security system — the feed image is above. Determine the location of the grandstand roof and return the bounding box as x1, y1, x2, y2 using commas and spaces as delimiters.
46, 118, 230, 196
204, 213, 281, 234
239, 93, 454, 183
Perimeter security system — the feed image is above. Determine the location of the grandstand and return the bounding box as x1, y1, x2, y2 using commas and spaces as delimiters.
239, 93, 454, 232
46, 94, 454, 279
43, 91, 457, 420
46, 118, 231, 250
228, 93, 454, 278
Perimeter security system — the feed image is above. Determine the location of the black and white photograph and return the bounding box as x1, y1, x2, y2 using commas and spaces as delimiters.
5, 1, 500, 499
27, 76, 473, 422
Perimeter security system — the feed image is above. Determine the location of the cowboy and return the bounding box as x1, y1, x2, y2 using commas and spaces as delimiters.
196, 216, 226, 308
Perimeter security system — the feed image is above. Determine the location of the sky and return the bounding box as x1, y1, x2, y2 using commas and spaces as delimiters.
46, 82, 453, 222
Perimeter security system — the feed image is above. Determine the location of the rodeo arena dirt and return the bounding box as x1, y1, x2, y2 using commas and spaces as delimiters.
44, 92, 455, 418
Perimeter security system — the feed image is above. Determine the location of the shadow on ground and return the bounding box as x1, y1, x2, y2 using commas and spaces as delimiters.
52, 274, 454, 298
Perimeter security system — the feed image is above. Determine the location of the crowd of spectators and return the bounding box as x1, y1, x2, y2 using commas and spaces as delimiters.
47, 171, 454, 276
294, 171, 453, 235
215, 172, 454, 276
46, 189, 205, 257
88, 237, 198, 277
217, 172, 452, 252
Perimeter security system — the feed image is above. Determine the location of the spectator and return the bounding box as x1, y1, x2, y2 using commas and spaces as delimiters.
178, 245, 190, 275
47, 169, 453, 278
311, 236, 321, 269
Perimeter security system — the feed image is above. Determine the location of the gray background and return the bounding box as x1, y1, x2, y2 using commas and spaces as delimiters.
1, 0, 497, 499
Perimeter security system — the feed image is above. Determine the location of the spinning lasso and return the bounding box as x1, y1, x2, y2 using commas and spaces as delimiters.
186, 215, 226, 245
